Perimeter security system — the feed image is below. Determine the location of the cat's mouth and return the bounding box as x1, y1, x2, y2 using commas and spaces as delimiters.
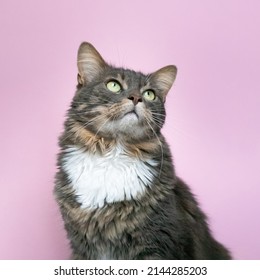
123, 109, 139, 120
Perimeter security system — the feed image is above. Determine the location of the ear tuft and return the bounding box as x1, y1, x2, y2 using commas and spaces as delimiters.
77, 42, 107, 85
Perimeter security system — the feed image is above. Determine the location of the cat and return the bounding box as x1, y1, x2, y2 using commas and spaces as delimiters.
54, 42, 231, 260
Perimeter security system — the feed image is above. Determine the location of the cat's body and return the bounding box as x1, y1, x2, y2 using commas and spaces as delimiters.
54, 42, 231, 259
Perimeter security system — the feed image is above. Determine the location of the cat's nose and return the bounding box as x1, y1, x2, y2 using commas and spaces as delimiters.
128, 94, 142, 105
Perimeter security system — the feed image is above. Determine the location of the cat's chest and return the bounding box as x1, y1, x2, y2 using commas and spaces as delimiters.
62, 145, 157, 209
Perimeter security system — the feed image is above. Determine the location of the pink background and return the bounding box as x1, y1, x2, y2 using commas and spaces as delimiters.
0, 0, 259, 259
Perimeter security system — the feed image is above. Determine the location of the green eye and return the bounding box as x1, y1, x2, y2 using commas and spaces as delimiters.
143, 90, 156, 101
106, 80, 121, 93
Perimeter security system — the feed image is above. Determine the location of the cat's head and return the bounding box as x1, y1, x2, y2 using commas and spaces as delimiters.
69, 42, 177, 144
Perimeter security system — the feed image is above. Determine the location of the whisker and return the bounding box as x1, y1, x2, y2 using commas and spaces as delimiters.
144, 116, 164, 178
150, 111, 166, 117
150, 116, 164, 129
82, 114, 108, 128
93, 114, 115, 139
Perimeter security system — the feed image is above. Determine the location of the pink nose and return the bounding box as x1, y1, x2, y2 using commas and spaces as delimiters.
128, 95, 142, 105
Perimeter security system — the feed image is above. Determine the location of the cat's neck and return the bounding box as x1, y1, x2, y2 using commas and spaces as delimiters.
61, 120, 161, 158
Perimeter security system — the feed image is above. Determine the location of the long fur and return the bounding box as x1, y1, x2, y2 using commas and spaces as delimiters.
54, 42, 231, 259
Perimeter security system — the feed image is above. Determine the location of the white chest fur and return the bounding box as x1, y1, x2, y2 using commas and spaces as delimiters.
62, 145, 157, 209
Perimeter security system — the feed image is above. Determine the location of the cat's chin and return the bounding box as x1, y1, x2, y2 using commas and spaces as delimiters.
98, 115, 146, 141
123, 110, 139, 121
118, 111, 140, 129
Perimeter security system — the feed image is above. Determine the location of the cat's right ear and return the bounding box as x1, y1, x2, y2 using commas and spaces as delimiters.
77, 42, 107, 85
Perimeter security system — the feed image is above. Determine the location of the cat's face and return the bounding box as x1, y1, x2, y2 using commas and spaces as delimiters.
69, 42, 177, 143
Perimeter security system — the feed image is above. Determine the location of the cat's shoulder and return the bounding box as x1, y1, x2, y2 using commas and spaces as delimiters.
173, 177, 207, 221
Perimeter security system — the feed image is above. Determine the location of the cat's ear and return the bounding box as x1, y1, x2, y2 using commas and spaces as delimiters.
77, 42, 107, 85
149, 65, 177, 101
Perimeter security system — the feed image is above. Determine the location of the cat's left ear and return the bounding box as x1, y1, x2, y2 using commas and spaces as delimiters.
149, 65, 177, 101
77, 42, 107, 85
